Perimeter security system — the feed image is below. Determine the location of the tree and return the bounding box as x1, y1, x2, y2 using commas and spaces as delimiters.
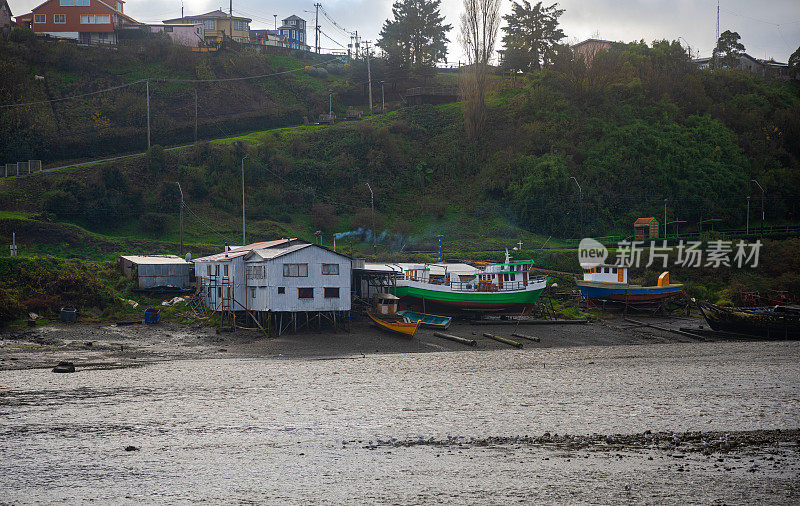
501, 1, 566, 72
712, 30, 745, 69
789, 46, 800, 79
377, 0, 452, 79
459, 0, 502, 140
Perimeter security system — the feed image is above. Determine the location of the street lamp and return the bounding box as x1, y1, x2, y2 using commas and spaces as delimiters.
751, 179, 765, 234
365, 182, 375, 253
663, 198, 668, 239
569, 176, 583, 238
241, 154, 249, 246
175, 182, 184, 255
746, 195, 750, 235
381, 80, 385, 112
328, 89, 333, 118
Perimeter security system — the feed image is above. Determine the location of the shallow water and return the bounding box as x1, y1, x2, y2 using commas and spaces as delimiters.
1, 341, 799, 503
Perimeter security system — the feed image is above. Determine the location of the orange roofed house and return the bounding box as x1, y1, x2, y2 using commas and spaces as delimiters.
16, 0, 139, 44
634, 217, 659, 240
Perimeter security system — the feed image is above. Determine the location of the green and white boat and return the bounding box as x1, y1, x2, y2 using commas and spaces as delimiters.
394, 254, 548, 314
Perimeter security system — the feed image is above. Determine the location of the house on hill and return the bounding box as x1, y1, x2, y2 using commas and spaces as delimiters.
278, 14, 309, 50
634, 217, 659, 240
572, 38, 614, 65
693, 53, 793, 80
1, 0, 13, 37
15, 0, 140, 44
163, 10, 250, 43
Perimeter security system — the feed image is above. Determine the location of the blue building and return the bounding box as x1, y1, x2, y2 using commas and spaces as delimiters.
278, 14, 309, 50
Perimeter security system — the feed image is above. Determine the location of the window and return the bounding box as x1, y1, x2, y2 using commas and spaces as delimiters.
283, 263, 308, 277
54, 14, 66, 23
324, 287, 339, 299
96, 14, 110, 23
59, 0, 74, 5
234, 20, 248, 31
298, 288, 314, 299
206, 265, 211, 276
214, 264, 219, 276
322, 263, 339, 275
99, 32, 106, 40
207, 286, 211, 297
76, 0, 90, 5
80, 15, 94, 23
223, 264, 229, 276
203, 19, 215, 30
34, 14, 46, 23
217, 287, 222, 297
117, 1, 123, 10
277, 287, 285, 294
251, 287, 256, 299
164, 26, 173, 32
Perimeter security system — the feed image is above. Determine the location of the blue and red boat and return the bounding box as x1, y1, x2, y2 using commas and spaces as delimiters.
576, 265, 683, 305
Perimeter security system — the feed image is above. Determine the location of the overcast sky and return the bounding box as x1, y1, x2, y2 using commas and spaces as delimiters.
13, 0, 800, 61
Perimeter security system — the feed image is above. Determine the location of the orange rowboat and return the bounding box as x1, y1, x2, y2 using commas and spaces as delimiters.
367, 311, 420, 338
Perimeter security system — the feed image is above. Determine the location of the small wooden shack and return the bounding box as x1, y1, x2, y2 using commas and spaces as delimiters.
119, 255, 192, 289
634, 217, 659, 240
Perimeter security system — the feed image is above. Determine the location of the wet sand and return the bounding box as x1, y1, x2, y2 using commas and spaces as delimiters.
0, 314, 761, 372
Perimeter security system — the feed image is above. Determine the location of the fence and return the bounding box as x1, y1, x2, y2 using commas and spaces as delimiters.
3, 160, 42, 177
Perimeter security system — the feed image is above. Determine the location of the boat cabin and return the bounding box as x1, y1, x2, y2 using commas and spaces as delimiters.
375, 293, 399, 315
583, 264, 628, 284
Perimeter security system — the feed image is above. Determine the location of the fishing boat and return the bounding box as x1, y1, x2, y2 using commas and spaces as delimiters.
576, 265, 683, 305
697, 301, 800, 338
393, 252, 548, 314
396, 310, 452, 329
367, 311, 420, 338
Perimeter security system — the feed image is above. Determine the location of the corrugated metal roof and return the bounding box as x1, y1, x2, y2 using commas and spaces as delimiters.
246, 244, 312, 261
120, 255, 190, 265
194, 239, 299, 262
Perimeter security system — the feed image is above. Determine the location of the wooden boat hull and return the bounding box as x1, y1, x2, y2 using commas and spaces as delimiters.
367, 311, 420, 338
394, 283, 546, 314
698, 302, 800, 338
396, 310, 452, 329
577, 281, 683, 303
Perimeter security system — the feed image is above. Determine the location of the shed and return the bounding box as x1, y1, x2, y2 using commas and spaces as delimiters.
633, 217, 659, 240
119, 255, 192, 289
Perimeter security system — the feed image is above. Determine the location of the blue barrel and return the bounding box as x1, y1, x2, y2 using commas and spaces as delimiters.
60, 307, 77, 323
144, 308, 161, 324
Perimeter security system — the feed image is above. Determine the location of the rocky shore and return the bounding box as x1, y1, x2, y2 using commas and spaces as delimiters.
0, 314, 771, 371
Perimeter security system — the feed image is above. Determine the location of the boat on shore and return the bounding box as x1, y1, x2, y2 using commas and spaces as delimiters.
697, 301, 800, 338
367, 311, 420, 338
576, 265, 683, 305
393, 253, 548, 314
396, 310, 452, 329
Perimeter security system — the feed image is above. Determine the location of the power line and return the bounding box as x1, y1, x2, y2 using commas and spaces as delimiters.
1, 79, 147, 108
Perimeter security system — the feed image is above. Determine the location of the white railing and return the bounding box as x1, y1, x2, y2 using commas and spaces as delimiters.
406, 275, 547, 293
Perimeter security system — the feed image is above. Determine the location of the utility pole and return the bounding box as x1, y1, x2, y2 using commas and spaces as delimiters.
328, 89, 333, 117
229, 0, 233, 42
746, 195, 750, 235
242, 154, 249, 246
193, 86, 198, 143
664, 198, 668, 239
570, 177, 583, 238
354, 30, 358, 57
365, 41, 373, 112
176, 182, 184, 255
314, 3, 321, 54
752, 179, 765, 234
146, 79, 151, 150
273, 14, 276, 30
714, 0, 719, 68
381, 80, 385, 112
366, 182, 375, 253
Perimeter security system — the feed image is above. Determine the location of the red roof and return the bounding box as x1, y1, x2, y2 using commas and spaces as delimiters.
634, 217, 657, 226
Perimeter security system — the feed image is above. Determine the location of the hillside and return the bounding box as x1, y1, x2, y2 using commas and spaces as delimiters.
0, 39, 799, 306
0, 36, 365, 163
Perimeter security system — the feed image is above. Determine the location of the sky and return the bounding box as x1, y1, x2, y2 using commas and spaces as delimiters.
12, 0, 800, 62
